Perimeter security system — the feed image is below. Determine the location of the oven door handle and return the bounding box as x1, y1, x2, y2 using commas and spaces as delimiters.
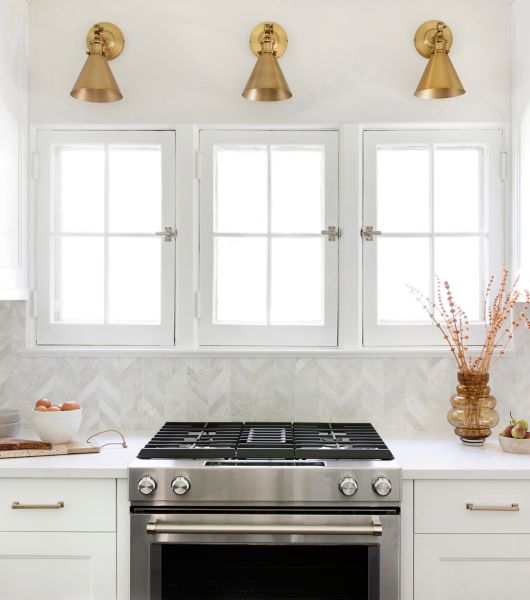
146, 516, 383, 537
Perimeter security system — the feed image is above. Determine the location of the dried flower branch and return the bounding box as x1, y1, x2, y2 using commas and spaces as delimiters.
409, 267, 530, 374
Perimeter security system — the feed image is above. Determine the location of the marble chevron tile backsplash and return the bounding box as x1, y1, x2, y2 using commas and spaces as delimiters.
1, 301, 530, 431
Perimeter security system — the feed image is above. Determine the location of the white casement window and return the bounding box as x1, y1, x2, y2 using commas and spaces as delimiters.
198, 130, 339, 346
35, 130, 176, 345
362, 128, 505, 347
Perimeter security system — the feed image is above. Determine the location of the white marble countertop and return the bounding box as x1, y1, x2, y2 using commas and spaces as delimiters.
385, 431, 530, 480
1, 429, 530, 480
0, 430, 155, 479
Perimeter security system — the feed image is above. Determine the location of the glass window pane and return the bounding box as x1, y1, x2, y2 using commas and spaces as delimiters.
215, 147, 268, 233
434, 237, 482, 321
54, 146, 105, 233
109, 145, 162, 233
108, 238, 161, 324
271, 146, 324, 233
434, 148, 482, 232
377, 238, 430, 322
214, 237, 267, 324
270, 238, 324, 325
377, 148, 430, 233
53, 237, 104, 323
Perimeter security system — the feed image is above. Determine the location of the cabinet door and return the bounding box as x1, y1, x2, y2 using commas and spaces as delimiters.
0, 532, 116, 600
0, 0, 28, 298
415, 533, 530, 600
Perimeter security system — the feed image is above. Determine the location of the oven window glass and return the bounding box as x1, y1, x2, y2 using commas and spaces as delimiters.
151, 544, 380, 600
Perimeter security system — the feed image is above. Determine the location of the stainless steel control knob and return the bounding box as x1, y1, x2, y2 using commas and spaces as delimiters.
138, 475, 157, 496
339, 476, 358, 496
171, 476, 191, 496
372, 476, 392, 496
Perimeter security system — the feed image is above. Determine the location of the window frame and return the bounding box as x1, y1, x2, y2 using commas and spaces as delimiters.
362, 128, 506, 347
197, 129, 340, 347
25, 123, 510, 356
34, 129, 177, 346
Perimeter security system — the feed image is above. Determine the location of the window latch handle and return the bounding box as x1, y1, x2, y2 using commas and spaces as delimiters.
321, 226, 341, 241
155, 227, 177, 242
361, 226, 382, 242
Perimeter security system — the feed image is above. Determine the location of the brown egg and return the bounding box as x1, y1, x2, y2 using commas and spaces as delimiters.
61, 401, 80, 411
35, 398, 51, 409
34, 405, 47, 412
46, 406, 61, 412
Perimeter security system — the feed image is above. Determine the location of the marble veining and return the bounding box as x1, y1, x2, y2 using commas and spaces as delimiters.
1, 301, 529, 432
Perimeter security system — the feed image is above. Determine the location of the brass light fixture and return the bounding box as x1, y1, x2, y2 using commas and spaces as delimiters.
70, 22, 125, 103
413, 20, 465, 99
242, 22, 292, 101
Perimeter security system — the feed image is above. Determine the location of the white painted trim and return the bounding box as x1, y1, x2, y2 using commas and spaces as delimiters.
19, 344, 496, 359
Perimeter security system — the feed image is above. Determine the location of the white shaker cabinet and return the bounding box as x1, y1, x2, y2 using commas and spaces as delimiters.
0, 0, 28, 298
415, 533, 530, 599
414, 480, 530, 600
0, 478, 117, 600
0, 532, 116, 600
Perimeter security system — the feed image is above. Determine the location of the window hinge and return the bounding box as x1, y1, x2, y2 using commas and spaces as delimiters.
53, 299, 61, 321
194, 151, 202, 180
500, 151, 507, 182
361, 226, 382, 241
321, 226, 342, 241
31, 153, 39, 181
31, 290, 37, 318
194, 291, 201, 319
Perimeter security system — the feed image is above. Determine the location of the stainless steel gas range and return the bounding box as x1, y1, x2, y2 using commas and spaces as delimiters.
129, 422, 401, 600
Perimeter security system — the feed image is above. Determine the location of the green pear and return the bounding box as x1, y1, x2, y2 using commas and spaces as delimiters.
512, 423, 527, 439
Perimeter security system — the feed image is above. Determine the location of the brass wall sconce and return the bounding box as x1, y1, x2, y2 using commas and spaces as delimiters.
70, 22, 125, 103
413, 20, 465, 99
242, 22, 292, 101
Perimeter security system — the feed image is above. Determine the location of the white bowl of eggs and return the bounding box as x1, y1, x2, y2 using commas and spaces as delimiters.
31, 398, 82, 444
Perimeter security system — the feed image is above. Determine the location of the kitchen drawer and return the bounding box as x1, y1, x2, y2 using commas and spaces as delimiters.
0, 478, 115, 532
415, 480, 530, 534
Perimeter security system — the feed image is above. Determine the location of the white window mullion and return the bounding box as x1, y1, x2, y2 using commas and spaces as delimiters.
103, 143, 109, 326
266, 144, 272, 326
429, 143, 435, 301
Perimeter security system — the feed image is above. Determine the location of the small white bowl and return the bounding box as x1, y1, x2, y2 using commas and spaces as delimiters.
31, 408, 83, 444
0, 409, 22, 425
0, 420, 21, 438
499, 434, 530, 454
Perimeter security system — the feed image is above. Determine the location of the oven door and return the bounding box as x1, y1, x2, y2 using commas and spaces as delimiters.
131, 509, 400, 600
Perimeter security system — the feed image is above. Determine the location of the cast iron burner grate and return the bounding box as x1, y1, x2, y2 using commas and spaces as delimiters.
138, 422, 394, 460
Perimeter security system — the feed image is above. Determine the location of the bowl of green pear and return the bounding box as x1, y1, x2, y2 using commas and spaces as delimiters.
499, 413, 530, 454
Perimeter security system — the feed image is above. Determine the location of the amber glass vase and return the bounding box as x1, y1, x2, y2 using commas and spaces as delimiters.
447, 371, 499, 446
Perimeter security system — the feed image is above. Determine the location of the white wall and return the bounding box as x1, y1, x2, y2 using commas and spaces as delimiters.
513, 0, 530, 287
29, 0, 511, 124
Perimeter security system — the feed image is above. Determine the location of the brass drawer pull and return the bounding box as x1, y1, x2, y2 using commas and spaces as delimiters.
11, 501, 65, 510
466, 503, 519, 512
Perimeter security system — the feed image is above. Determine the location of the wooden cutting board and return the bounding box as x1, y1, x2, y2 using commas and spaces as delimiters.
0, 439, 100, 459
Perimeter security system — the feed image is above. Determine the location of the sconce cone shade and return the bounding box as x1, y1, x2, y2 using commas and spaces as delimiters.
414, 51, 465, 99
242, 52, 292, 101
70, 52, 123, 102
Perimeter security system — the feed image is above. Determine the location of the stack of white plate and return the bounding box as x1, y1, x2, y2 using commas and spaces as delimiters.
0, 409, 22, 438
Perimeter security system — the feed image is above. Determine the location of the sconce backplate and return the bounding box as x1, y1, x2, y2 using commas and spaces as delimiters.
86, 22, 125, 60
249, 22, 288, 57
414, 19, 453, 58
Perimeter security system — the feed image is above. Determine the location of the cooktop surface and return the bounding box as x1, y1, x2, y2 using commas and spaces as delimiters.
137, 422, 394, 460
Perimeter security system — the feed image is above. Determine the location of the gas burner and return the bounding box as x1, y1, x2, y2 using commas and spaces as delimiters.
137, 422, 394, 460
